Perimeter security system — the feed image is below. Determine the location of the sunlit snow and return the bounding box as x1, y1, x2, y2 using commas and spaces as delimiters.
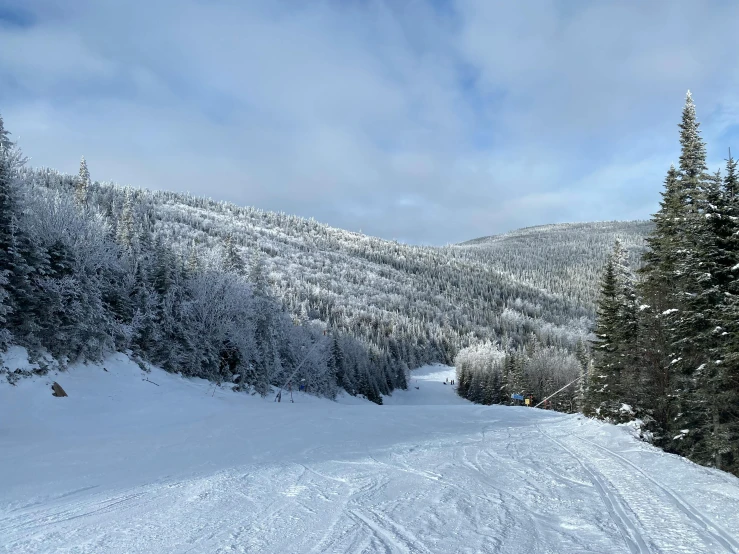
1, 351, 738, 553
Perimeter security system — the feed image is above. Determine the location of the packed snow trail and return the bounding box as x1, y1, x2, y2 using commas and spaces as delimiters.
1, 352, 738, 553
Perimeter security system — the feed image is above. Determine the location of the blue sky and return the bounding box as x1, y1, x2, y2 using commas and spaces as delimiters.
2, 0, 739, 244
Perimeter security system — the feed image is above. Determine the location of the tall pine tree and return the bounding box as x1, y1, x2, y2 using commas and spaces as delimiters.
670, 92, 716, 461
76, 156, 91, 207
117, 188, 136, 254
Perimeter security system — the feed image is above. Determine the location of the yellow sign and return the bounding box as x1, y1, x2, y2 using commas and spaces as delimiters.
525, 398, 530, 406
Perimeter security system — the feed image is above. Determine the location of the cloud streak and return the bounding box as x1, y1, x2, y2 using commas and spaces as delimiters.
2, 0, 739, 244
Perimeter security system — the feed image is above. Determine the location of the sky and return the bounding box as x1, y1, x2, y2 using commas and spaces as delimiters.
2, 0, 739, 245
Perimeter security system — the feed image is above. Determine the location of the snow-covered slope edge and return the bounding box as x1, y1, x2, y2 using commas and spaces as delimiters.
2, 350, 738, 553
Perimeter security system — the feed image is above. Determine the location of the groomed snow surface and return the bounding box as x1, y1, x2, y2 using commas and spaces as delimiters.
1, 350, 738, 554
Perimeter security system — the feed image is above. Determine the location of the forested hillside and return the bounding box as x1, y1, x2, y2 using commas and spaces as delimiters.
1, 109, 653, 411
460, 221, 651, 309
0, 115, 404, 404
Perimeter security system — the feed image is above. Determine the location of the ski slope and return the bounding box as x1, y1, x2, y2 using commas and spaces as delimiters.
1, 351, 738, 554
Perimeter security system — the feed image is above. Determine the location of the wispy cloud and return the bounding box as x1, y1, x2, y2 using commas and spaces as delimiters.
2, 0, 739, 244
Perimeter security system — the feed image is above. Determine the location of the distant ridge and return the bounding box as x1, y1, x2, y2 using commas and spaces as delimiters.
459, 220, 653, 246
454, 220, 653, 312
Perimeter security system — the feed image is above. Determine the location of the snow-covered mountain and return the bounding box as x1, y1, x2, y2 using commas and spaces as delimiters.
56, 171, 651, 360
10, 167, 653, 406
5, 128, 654, 409
459, 220, 652, 311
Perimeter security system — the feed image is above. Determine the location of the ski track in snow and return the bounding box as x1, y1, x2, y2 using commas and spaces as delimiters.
1, 358, 739, 553
536, 426, 650, 554
571, 435, 739, 553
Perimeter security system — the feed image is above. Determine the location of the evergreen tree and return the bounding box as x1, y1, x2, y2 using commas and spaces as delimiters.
249, 248, 268, 295
641, 165, 684, 298
0, 269, 9, 349
34, 239, 74, 356
490, 370, 502, 404
502, 351, 524, 404
635, 301, 672, 441
482, 371, 500, 404
130, 263, 158, 355
468, 371, 483, 403
395, 360, 408, 391
629, 92, 739, 473
638, 166, 684, 443
511, 352, 525, 399
718, 150, 739, 472
586, 245, 633, 420
0, 133, 15, 347
0, 114, 11, 152
678, 90, 708, 209
612, 241, 639, 413
719, 302, 739, 473
456, 362, 472, 398
117, 188, 136, 254
0, 130, 38, 348
635, 92, 712, 451
669, 93, 720, 461
724, 149, 738, 202
186, 241, 201, 275
223, 234, 245, 275
154, 239, 173, 296
76, 156, 90, 207
329, 335, 346, 390
684, 164, 739, 470
249, 249, 280, 394
672, 90, 710, 352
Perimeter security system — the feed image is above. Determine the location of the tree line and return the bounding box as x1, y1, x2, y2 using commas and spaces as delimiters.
584, 92, 739, 476
454, 339, 586, 412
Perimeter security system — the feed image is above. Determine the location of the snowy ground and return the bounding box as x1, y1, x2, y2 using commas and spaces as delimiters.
1, 351, 738, 553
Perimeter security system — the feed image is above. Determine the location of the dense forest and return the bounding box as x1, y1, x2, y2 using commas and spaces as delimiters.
583, 92, 739, 476
0, 114, 404, 404
461, 220, 651, 309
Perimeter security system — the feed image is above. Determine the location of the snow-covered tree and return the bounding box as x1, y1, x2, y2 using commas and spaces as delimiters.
585, 241, 638, 421
0, 114, 12, 152
116, 188, 136, 254
76, 156, 91, 207
222, 234, 245, 275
